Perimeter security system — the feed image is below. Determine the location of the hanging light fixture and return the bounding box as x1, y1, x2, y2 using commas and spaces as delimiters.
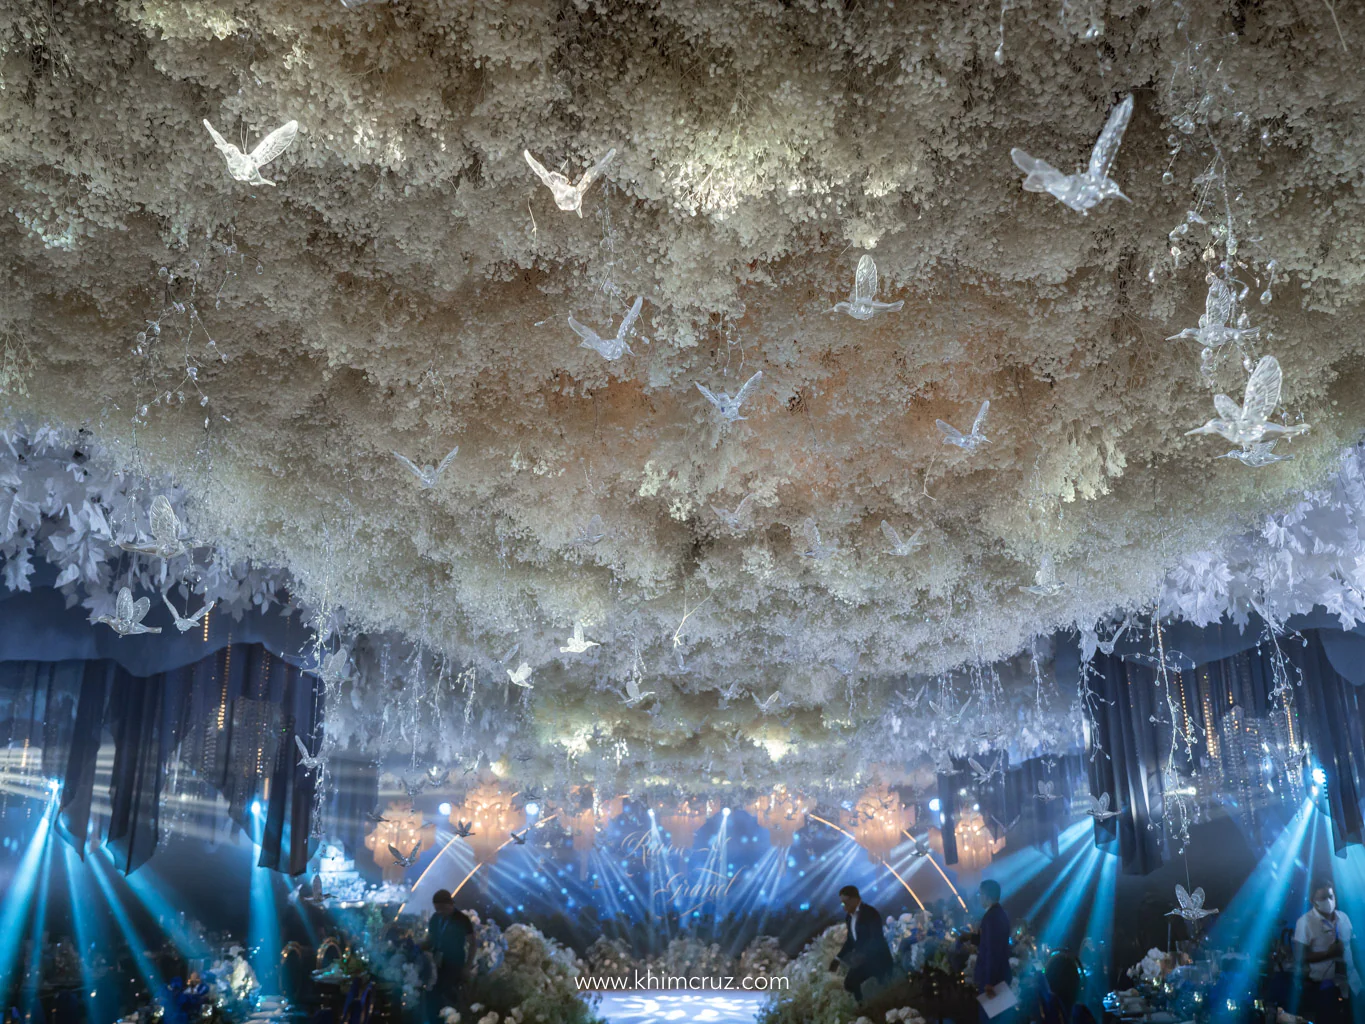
840, 783, 914, 865
747, 784, 813, 850
657, 798, 714, 853
451, 781, 526, 865
363, 801, 435, 882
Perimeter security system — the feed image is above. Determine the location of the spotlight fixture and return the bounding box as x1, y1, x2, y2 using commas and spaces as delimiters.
251, 799, 262, 815
525, 802, 540, 817
438, 802, 452, 816
1312, 766, 1327, 787
929, 798, 941, 812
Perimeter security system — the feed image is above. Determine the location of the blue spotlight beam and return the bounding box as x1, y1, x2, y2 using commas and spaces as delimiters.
1208, 800, 1317, 1024
0, 800, 56, 996
89, 845, 166, 997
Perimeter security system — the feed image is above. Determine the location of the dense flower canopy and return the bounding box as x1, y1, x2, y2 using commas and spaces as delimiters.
1, 0, 1363, 788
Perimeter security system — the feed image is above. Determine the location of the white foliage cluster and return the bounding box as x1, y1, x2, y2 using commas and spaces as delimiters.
1160, 444, 1365, 629
0, 426, 294, 622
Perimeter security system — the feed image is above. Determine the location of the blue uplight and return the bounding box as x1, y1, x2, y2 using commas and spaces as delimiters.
1312, 766, 1328, 786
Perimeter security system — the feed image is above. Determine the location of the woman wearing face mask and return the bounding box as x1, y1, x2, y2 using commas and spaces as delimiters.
1293, 881, 1361, 1024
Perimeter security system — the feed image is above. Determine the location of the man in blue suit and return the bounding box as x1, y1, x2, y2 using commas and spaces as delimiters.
829, 884, 895, 1002
974, 879, 1012, 1019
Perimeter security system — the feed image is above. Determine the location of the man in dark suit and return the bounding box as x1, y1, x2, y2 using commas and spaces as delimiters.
974, 879, 1012, 1019
829, 884, 895, 1002
425, 889, 475, 1021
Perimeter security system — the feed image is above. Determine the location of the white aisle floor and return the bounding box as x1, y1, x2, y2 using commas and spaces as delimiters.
596, 990, 769, 1023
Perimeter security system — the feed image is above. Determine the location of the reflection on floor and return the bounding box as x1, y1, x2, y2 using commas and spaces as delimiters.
596, 990, 769, 1023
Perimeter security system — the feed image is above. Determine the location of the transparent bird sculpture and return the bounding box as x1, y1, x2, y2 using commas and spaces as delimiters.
1078, 791, 1120, 821
929, 695, 972, 724
365, 810, 390, 825
400, 776, 427, 800
295, 736, 324, 774
623, 676, 655, 707
507, 662, 533, 688
1167, 884, 1218, 923
1185, 355, 1310, 449
831, 255, 905, 320
1021, 555, 1065, 597
425, 765, 450, 787
96, 587, 162, 637
523, 147, 616, 216
560, 623, 600, 654
1036, 779, 1062, 801
1216, 440, 1295, 467
713, 495, 755, 532
393, 447, 459, 488
452, 820, 476, 838
120, 495, 189, 560
936, 401, 990, 451
969, 755, 1002, 784
303, 875, 332, 905
570, 295, 642, 361
162, 593, 216, 633
696, 371, 763, 423
754, 691, 785, 714
203, 118, 299, 187
574, 515, 606, 546
306, 650, 351, 688
799, 518, 837, 560
1167, 277, 1261, 349
1010, 94, 1133, 215
509, 829, 528, 845
388, 842, 421, 869
881, 520, 924, 556
513, 753, 534, 763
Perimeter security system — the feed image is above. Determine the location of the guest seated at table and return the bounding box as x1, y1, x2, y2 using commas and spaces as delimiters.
1038, 953, 1095, 1024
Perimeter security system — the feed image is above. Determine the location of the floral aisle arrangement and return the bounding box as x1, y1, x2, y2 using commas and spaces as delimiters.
582, 936, 637, 979
738, 935, 790, 980
754, 924, 859, 1024
462, 922, 604, 1024
371, 928, 436, 1013
204, 946, 260, 1017
646, 936, 731, 980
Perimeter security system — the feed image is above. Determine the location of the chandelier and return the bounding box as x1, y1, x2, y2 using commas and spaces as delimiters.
362, 801, 435, 882
840, 783, 914, 865
952, 807, 1005, 873
747, 785, 813, 849
451, 781, 526, 865
657, 798, 714, 853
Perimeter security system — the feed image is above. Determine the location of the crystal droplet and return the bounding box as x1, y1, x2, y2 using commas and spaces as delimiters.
256, 264, 264, 275
136, 332, 147, 343
993, 43, 1004, 64
157, 267, 168, 280
1162, 171, 1174, 185
1243, 355, 1255, 373
1259, 289, 1272, 305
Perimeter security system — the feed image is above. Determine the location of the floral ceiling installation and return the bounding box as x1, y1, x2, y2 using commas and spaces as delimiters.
1, 1, 1364, 792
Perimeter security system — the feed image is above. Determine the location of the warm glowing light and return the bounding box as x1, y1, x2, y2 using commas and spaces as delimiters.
747, 785, 814, 850
658, 799, 714, 853
364, 801, 435, 881
451, 781, 526, 865
841, 783, 914, 865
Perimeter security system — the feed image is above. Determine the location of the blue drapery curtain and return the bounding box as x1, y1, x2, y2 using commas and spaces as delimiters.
0, 646, 323, 875
1067, 616, 1365, 873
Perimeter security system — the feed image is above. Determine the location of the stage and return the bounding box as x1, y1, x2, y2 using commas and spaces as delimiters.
596, 990, 769, 1023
